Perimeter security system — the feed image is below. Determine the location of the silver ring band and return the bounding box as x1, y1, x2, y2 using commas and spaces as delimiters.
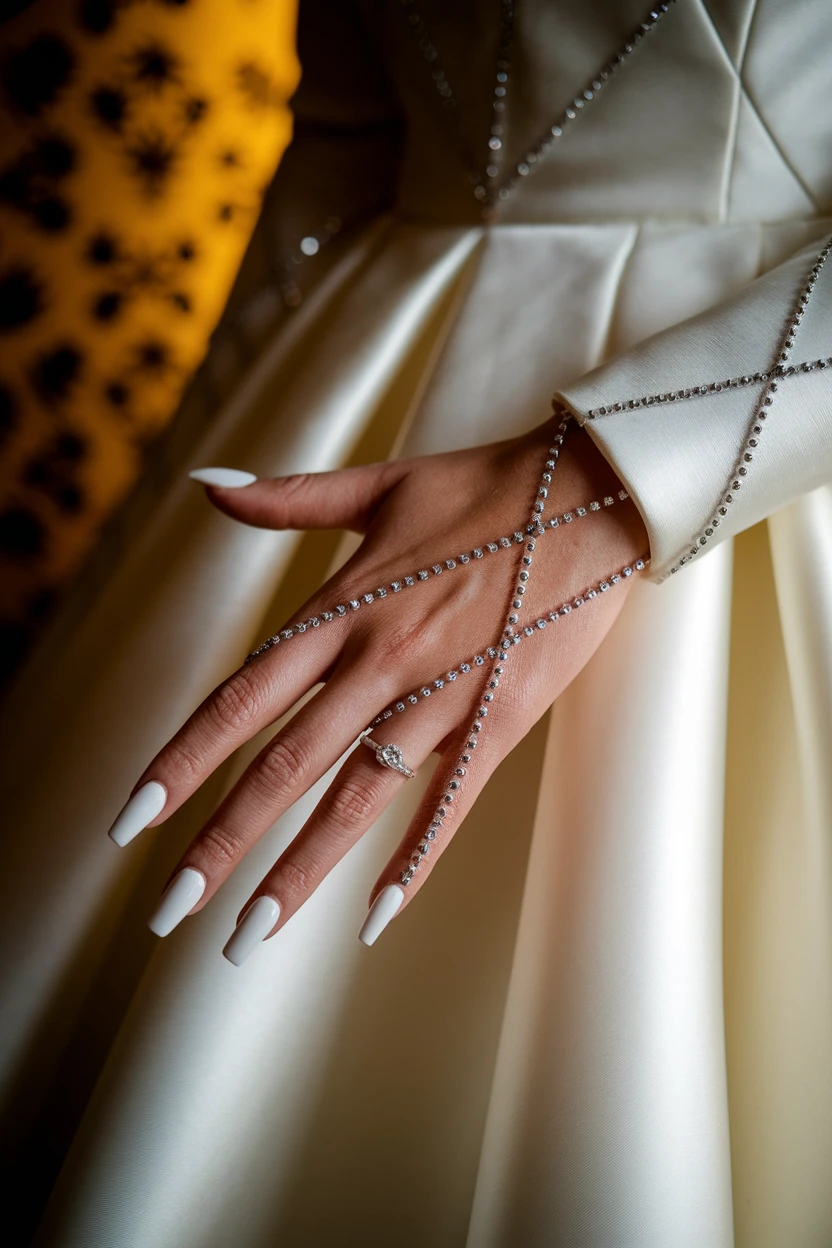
359, 733, 416, 779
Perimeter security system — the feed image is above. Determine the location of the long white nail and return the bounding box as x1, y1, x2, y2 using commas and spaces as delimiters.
189, 467, 257, 488
108, 780, 167, 847
222, 895, 281, 966
358, 885, 404, 947
148, 869, 206, 937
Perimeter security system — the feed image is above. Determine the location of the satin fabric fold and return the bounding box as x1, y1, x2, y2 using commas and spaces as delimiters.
3, 1, 832, 1243
467, 551, 735, 1248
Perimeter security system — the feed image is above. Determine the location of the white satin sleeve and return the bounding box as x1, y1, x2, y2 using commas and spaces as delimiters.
554, 234, 832, 582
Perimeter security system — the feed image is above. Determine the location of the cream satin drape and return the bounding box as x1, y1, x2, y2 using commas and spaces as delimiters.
0, 218, 826, 1248
3, 0, 832, 1243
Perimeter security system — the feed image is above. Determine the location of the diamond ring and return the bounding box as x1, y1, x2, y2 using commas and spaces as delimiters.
359, 733, 416, 779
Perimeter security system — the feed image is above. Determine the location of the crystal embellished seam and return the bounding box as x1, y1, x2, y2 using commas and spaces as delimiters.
658, 236, 832, 580
490, 2, 676, 210
582, 355, 832, 421
399, 0, 677, 218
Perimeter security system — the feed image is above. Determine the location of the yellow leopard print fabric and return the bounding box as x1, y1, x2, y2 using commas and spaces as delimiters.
0, 0, 299, 681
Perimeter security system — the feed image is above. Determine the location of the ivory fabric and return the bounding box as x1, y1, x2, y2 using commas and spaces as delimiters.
2, 1, 832, 1245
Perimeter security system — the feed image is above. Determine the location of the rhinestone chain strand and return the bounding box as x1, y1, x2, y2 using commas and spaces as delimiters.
661, 235, 832, 579
584, 354, 832, 420
398, 406, 571, 885
244, 485, 630, 663
367, 555, 648, 730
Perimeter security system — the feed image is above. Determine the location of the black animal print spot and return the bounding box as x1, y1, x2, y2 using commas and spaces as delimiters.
126, 42, 182, 93
183, 96, 208, 126
0, 165, 28, 210
0, 384, 19, 448
0, 507, 47, 558
24, 431, 88, 513
1, 33, 74, 117
76, 0, 118, 36
90, 84, 129, 132
0, 132, 77, 233
32, 197, 71, 232
125, 128, 176, 195
104, 379, 130, 408
0, 266, 46, 332
85, 231, 119, 265
55, 432, 87, 460
33, 135, 76, 177
92, 290, 123, 321
131, 337, 172, 375
29, 344, 83, 404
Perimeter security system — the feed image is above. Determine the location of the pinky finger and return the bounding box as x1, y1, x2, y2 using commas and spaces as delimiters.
359, 679, 510, 946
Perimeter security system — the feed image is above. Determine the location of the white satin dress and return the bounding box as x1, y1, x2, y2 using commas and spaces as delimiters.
3, 2, 832, 1245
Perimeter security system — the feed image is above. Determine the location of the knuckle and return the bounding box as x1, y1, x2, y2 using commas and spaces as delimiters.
251, 733, 313, 801
274, 473, 314, 519
161, 736, 204, 785
206, 671, 263, 733
325, 776, 382, 831
279, 472, 313, 498
199, 822, 244, 869
277, 857, 313, 897
372, 613, 436, 668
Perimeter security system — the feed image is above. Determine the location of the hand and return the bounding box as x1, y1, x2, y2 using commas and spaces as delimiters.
107, 414, 649, 958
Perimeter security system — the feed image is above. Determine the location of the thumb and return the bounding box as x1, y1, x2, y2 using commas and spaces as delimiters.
188, 461, 409, 532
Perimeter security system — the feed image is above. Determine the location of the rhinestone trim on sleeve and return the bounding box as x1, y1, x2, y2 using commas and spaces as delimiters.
658, 236, 831, 579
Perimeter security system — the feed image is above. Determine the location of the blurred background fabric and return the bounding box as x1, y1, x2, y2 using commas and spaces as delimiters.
0, 0, 299, 683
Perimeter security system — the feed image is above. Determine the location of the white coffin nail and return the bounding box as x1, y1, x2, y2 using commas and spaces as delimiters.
358, 885, 404, 947
107, 780, 167, 847
188, 467, 257, 488
222, 895, 281, 966
148, 869, 206, 937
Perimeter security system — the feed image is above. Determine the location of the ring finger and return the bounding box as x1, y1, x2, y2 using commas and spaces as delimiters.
220, 693, 467, 964
145, 666, 391, 936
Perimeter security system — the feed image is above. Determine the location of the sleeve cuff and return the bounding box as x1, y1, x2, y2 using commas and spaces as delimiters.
554, 235, 832, 582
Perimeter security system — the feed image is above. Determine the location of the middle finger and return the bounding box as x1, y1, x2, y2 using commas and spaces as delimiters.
222, 692, 468, 962
146, 666, 395, 934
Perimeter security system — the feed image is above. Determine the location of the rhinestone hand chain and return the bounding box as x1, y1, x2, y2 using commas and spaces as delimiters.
366, 555, 647, 731
241, 405, 649, 889
396, 412, 649, 886
244, 482, 631, 664
396, 406, 572, 883
382, 550, 650, 883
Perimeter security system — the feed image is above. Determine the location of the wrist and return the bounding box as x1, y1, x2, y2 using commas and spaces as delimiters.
527, 414, 650, 576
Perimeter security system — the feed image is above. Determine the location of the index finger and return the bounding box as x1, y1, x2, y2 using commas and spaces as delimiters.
106, 616, 345, 846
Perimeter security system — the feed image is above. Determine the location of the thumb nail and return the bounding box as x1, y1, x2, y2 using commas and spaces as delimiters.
189, 467, 257, 488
